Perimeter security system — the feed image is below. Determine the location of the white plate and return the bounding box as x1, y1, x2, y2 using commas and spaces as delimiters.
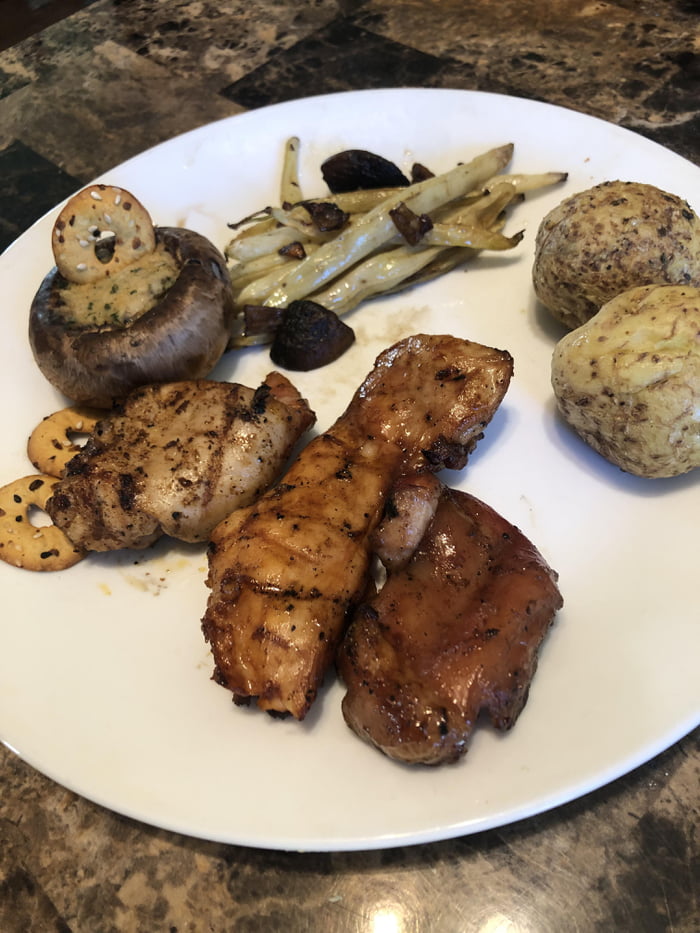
1, 89, 698, 852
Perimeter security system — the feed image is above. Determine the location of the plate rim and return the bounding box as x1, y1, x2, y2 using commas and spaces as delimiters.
1, 86, 698, 852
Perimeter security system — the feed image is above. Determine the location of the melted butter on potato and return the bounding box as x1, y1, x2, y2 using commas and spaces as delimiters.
551, 284, 700, 478
57, 243, 179, 326
533, 181, 700, 330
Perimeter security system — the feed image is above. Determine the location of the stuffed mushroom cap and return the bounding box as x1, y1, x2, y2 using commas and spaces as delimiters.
29, 226, 236, 407
533, 181, 700, 330
551, 283, 700, 478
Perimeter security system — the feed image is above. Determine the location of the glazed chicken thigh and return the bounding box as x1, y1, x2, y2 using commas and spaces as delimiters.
338, 483, 563, 765
202, 334, 514, 720
46, 375, 315, 550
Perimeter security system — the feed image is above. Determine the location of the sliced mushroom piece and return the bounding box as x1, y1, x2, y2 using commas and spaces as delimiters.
269, 299, 355, 370
321, 149, 410, 193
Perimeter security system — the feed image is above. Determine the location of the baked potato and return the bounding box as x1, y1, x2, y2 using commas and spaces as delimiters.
533, 181, 700, 330
551, 284, 700, 478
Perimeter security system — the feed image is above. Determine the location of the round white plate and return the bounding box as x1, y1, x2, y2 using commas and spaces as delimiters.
1, 89, 698, 852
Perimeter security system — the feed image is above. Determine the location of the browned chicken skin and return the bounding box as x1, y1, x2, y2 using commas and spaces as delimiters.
202, 334, 514, 720
46, 375, 315, 550
338, 483, 563, 765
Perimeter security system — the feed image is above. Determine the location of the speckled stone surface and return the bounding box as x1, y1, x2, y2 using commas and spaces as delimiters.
0, 1, 698, 930
1, 0, 699, 250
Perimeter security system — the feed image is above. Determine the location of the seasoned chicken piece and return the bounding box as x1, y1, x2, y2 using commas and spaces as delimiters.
202, 334, 514, 720
46, 375, 315, 550
370, 472, 443, 571
338, 485, 563, 765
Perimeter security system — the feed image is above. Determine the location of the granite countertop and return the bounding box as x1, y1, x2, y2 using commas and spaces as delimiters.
0, 2, 698, 930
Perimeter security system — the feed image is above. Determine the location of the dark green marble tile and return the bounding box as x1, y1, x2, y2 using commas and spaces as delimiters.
0, 140, 80, 250
220, 18, 468, 108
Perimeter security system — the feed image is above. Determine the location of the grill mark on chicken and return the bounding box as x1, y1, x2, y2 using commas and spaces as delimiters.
202, 334, 514, 720
337, 484, 563, 765
118, 473, 137, 511
46, 375, 315, 550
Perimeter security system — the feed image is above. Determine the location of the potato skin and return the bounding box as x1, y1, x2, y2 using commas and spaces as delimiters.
29, 227, 236, 408
551, 284, 700, 478
533, 181, 700, 330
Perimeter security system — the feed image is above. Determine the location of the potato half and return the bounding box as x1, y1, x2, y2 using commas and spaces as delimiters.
533, 181, 700, 330
551, 284, 700, 478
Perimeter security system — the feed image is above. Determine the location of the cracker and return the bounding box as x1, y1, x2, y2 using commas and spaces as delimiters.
0, 475, 85, 571
52, 184, 156, 284
28, 405, 101, 478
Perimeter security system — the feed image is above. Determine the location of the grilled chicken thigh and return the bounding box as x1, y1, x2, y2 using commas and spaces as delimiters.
338, 484, 563, 765
46, 375, 315, 550
202, 334, 514, 720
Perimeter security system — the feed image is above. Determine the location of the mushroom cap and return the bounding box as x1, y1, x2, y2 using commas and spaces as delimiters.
29, 226, 236, 407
